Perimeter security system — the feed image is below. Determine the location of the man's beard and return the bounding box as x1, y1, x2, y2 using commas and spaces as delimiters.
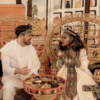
23, 40, 31, 45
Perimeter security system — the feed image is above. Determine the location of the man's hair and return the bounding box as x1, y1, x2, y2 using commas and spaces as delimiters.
15, 24, 31, 37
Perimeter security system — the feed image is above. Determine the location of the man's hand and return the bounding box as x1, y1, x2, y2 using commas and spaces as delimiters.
19, 67, 30, 75
15, 67, 30, 75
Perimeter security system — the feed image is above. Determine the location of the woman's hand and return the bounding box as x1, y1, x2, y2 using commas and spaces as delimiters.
58, 52, 65, 58
68, 48, 76, 59
15, 67, 30, 75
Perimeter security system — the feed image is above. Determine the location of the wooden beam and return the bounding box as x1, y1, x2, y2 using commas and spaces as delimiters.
84, 0, 90, 43
27, 0, 32, 17
16, 0, 22, 4
46, 0, 48, 31
85, 0, 90, 13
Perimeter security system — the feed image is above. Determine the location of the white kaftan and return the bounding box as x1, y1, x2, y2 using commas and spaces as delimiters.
0, 40, 40, 90
57, 49, 97, 100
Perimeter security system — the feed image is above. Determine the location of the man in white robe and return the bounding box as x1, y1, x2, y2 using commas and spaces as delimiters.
0, 25, 40, 100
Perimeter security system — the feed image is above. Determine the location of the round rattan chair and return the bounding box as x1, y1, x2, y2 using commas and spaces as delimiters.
0, 15, 48, 100
46, 13, 100, 75
0, 15, 47, 63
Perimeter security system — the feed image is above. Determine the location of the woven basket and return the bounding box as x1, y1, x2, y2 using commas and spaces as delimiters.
23, 75, 66, 96
33, 94, 56, 100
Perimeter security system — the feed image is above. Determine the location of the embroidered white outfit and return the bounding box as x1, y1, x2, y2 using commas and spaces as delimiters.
0, 40, 40, 100
57, 49, 97, 100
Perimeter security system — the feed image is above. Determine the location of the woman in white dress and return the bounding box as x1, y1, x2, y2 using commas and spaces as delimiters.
57, 28, 97, 100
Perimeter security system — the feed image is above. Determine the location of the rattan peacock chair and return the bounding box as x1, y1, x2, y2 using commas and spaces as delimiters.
46, 13, 100, 75
0, 15, 49, 75
0, 15, 50, 100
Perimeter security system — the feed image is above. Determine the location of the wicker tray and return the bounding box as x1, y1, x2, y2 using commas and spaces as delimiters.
23, 74, 66, 96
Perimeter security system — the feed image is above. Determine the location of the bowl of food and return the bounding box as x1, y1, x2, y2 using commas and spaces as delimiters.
23, 74, 66, 96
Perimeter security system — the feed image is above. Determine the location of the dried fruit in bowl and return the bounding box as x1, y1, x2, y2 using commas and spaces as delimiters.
25, 80, 33, 85
41, 77, 51, 83
52, 80, 58, 84
51, 80, 58, 87
24, 76, 65, 89
30, 78, 42, 84
29, 84, 40, 88
30, 78, 36, 82
58, 83, 64, 86
57, 78, 65, 83
40, 83, 51, 89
